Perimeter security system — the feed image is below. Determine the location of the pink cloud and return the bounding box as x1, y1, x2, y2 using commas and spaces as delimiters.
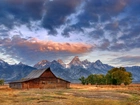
1, 36, 94, 54
18, 38, 93, 54
0, 36, 94, 65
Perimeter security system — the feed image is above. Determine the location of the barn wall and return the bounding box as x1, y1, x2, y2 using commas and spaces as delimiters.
57, 78, 70, 88
41, 70, 56, 78
22, 82, 29, 89
22, 79, 40, 89
22, 78, 70, 89
10, 69, 70, 89
9, 83, 22, 89
10, 79, 70, 89
38, 78, 70, 89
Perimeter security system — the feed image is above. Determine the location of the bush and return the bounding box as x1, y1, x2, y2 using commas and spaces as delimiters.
0, 79, 4, 85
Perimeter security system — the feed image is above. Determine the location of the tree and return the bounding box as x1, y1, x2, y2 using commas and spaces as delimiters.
106, 67, 132, 85
86, 74, 106, 85
97, 74, 106, 85
79, 76, 88, 85
86, 74, 95, 85
79, 67, 132, 85
0, 79, 4, 85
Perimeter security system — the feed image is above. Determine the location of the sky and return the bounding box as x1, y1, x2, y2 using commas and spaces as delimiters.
0, 0, 140, 67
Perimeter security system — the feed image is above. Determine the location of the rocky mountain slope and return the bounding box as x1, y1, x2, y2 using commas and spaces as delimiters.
0, 60, 35, 82
0, 57, 140, 83
33, 56, 140, 83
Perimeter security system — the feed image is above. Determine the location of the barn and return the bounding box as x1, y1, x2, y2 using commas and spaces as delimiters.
9, 67, 70, 89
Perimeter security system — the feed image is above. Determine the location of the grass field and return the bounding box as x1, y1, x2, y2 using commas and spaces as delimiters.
0, 84, 140, 105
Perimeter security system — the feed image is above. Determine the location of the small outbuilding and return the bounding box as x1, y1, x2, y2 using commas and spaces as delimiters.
9, 68, 70, 89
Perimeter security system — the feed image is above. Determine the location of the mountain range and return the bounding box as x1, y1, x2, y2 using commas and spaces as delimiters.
0, 56, 140, 83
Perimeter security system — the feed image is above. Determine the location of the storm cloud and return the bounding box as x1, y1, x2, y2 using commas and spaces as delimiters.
0, 0, 140, 66
0, 0, 81, 32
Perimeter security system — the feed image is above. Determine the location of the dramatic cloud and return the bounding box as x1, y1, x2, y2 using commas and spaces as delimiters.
42, 0, 82, 34
65, 0, 129, 30
0, 0, 82, 34
0, 36, 93, 65
0, 0, 140, 66
0, 0, 45, 28
89, 29, 104, 39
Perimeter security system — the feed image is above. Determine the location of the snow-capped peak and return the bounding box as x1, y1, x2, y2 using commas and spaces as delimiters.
82, 59, 90, 64
57, 59, 66, 67
0, 59, 9, 66
57, 59, 64, 64
38, 60, 49, 65
82, 59, 91, 68
18, 62, 24, 65
95, 60, 102, 65
34, 60, 50, 69
0, 59, 5, 63
16, 62, 27, 66
69, 56, 82, 66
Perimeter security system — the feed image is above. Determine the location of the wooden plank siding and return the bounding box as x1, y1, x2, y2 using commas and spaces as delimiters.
9, 68, 70, 89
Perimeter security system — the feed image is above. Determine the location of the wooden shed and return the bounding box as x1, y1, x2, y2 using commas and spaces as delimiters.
9, 68, 70, 89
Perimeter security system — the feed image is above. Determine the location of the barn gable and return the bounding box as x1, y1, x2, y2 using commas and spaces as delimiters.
9, 67, 70, 89
24, 68, 57, 79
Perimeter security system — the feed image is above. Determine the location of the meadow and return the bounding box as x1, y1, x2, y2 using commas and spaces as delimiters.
0, 84, 140, 105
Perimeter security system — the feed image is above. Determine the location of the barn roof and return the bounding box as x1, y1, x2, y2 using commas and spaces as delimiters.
24, 68, 47, 79
9, 78, 36, 83
9, 67, 70, 83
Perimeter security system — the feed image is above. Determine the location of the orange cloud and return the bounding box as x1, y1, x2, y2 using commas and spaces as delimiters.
29, 40, 92, 54
7, 37, 94, 54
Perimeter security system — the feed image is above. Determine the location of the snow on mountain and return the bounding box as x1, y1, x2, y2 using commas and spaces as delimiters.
0, 59, 5, 64
49, 60, 72, 81
81, 59, 91, 68
0, 59, 9, 68
34, 60, 50, 69
57, 59, 66, 67
0, 57, 140, 83
69, 56, 83, 67
57, 59, 64, 64
68, 56, 91, 69
33, 56, 140, 82
92, 60, 113, 70
0, 61, 35, 82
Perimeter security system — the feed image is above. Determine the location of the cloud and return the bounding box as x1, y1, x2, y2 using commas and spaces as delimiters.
0, 26, 10, 38
0, 0, 129, 34
0, 36, 93, 65
104, 22, 119, 31
69, 0, 129, 29
89, 29, 104, 39
42, 0, 82, 34
0, 0, 82, 35
98, 39, 110, 50
111, 55, 140, 66
0, 0, 140, 53
0, 0, 45, 29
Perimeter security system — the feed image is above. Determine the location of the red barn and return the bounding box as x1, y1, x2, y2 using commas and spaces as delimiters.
9, 68, 70, 89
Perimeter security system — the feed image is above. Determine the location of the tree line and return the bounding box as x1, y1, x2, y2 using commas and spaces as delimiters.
79, 67, 132, 85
